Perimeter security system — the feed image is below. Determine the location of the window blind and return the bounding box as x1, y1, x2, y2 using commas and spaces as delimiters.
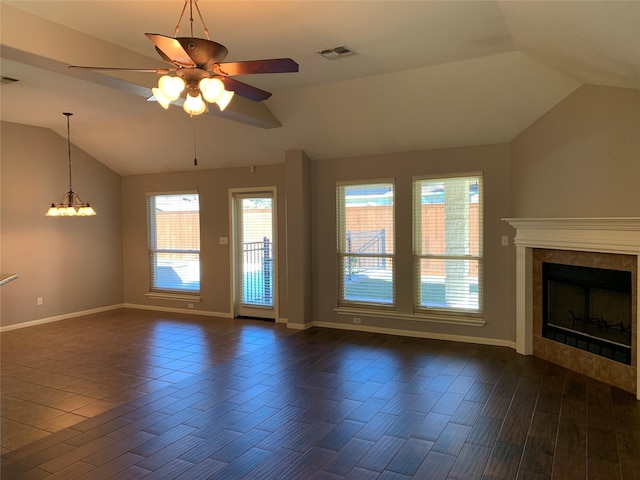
413, 175, 482, 313
337, 182, 395, 307
147, 193, 200, 293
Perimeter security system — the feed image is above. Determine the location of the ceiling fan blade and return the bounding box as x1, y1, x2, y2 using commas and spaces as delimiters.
220, 77, 272, 102
215, 58, 299, 76
146, 33, 196, 68
68, 66, 172, 74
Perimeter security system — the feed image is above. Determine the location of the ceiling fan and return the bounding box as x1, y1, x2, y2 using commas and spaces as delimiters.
69, 0, 298, 116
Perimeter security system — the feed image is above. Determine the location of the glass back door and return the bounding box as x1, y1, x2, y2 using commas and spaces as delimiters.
233, 191, 275, 319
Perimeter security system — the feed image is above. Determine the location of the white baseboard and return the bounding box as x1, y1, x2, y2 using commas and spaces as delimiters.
312, 321, 517, 349
0, 304, 124, 332
1, 305, 516, 351
124, 303, 233, 318
285, 321, 314, 330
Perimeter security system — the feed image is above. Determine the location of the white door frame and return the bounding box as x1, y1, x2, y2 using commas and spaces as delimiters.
229, 187, 278, 320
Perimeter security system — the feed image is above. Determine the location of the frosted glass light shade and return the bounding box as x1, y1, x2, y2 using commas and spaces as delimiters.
77, 206, 97, 216
158, 75, 185, 101
216, 89, 235, 111
46, 205, 60, 216
152, 88, 171, 109
183, 93, 207, 116
199, 77, 225, 103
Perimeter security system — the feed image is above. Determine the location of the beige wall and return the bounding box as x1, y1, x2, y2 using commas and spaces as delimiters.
1, 121, 123, 328
121, 165, 288, 319
310, 144, 516, 342
2, 84, 637, 343
285, 150, 313, 326
511, 85, 640, 217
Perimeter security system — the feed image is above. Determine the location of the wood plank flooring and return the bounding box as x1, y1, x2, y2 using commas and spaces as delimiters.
1, 308, 639, 479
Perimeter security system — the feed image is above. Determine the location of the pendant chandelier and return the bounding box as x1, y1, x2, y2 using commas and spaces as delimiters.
45, 113, 96, 217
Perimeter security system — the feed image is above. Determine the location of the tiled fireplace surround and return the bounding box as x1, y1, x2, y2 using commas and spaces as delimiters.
504, 218, 640, 399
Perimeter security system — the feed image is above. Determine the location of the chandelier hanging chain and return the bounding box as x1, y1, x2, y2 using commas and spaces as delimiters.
64, 112, 73, 193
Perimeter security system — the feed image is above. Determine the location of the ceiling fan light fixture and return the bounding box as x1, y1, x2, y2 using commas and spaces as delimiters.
158, 75, 185, 101
216, 89, 234, 112
199, 77, 225, 103
68, 0, 298, 118
183, 92, 207, 116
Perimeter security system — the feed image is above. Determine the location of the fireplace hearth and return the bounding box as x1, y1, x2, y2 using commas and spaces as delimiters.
503, 217, 640, 398
542, 262, 632, 365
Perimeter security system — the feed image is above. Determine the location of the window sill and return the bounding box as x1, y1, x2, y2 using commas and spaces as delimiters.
334, 307, 485, 327
145, 292, 202, 302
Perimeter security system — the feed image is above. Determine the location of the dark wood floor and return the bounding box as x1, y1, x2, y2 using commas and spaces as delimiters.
1, 309, 638, 479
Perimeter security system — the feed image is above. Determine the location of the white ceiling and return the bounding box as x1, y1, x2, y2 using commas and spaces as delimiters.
1, 1, 638, 175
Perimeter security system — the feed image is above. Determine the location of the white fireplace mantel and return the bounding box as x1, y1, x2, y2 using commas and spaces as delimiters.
504, 217, 640, 254
503, 217, 640, 398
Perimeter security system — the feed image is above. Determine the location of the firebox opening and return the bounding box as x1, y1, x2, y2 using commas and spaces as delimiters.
542, 262, 632, 365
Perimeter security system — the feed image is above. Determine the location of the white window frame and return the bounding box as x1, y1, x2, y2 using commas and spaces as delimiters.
413, 173, 483, 317
146, 191, 201, 301
336, 179, 395, 309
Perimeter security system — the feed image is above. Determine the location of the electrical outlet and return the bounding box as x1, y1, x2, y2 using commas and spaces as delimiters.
188, 303, 194, 309
353, 317, 361, 324
37, 297, 43, 306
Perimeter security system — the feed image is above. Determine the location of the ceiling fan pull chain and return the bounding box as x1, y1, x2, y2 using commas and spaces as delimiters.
173, 0, 189, 37
193, 120, 198, 166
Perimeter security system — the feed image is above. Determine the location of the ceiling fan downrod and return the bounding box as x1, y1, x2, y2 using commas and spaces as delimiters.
173, 0, 211, 40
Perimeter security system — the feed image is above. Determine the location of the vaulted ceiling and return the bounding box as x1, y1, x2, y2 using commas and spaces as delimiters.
1, 1, 638, 175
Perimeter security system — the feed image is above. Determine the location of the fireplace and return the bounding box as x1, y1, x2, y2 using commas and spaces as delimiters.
503, 218, 640, 398
542, 261, 632, 365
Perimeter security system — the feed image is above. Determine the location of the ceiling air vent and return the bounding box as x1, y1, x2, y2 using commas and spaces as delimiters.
1, 76, 19, 85
317, 46, 355, 60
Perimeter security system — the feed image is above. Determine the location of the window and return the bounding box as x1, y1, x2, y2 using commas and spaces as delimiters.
147, 192, 200, 294
413, 174, 482, 314
337, 181, 395, 307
